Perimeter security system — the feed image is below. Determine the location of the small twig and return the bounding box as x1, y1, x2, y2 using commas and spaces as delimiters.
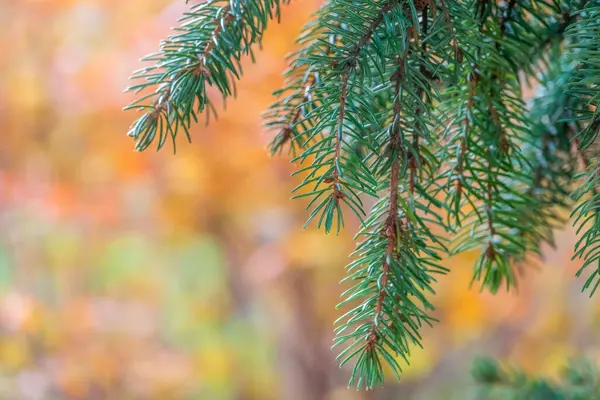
273, 75, 316, 152
151, 5, 234, 116
330, 0, 400, 202
454, 72, 478, 195
331, 72, 349, 201
367, 60, 405, 351
438, 0, 461, 61
409, 8, 429, 194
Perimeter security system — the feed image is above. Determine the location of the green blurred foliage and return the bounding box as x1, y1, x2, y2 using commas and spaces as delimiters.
472, 357, 600, 399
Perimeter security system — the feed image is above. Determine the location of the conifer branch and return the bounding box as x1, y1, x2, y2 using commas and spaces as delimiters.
566, 2, 600, 295
124, 0, 600, 388
409, 8, 428, 194
566, 2, 600, 150
281, 0, 402, 234
572, 158, 600, 294
125, 0, 289, 152
268, 74, 316, 155
513, 62, 577, 257
441, 0, 538, 292
452, 72, 477, 210
334, 2, 450, 387
367, 61, 404, 353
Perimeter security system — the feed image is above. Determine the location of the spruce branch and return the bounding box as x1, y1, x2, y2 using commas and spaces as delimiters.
265, 3, 332, 156
440, 3, 535, 292
266, 73, 316, 156
124, 0, 600, 388
512, 61, 577, 258
274, 0, 403, 234
572, 157, 600, 295
125, 0, 289, 152
334, 2, 450, 387
565, 1, 600, 150
565, 1, 600, 295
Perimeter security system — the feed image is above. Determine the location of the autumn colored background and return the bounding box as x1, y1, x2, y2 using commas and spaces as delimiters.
0, 1, 598, 399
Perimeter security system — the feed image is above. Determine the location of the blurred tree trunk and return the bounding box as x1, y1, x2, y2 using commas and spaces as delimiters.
280, 268, 331, 400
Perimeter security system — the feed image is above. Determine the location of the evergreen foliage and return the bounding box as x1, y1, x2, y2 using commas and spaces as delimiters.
472, 357, 600, 399
125, 0, 600, 388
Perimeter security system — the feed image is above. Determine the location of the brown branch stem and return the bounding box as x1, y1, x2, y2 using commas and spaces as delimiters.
330, 0, 400, 201
455, 73, 478, 194
331, 73, 349, 201
410, 8, 429, 194
367, 61, 404, 351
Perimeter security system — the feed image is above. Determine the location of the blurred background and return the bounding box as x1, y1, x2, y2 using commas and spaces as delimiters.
0, 0, 599, 399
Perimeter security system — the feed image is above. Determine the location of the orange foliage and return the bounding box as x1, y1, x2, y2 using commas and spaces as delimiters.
0, 1, 597, 398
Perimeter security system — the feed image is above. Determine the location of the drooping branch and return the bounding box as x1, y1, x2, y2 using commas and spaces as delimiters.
285, 0, 403, 234
367, 61, 404, 352
125, 0, 289, 151
123, 0, 600, 389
